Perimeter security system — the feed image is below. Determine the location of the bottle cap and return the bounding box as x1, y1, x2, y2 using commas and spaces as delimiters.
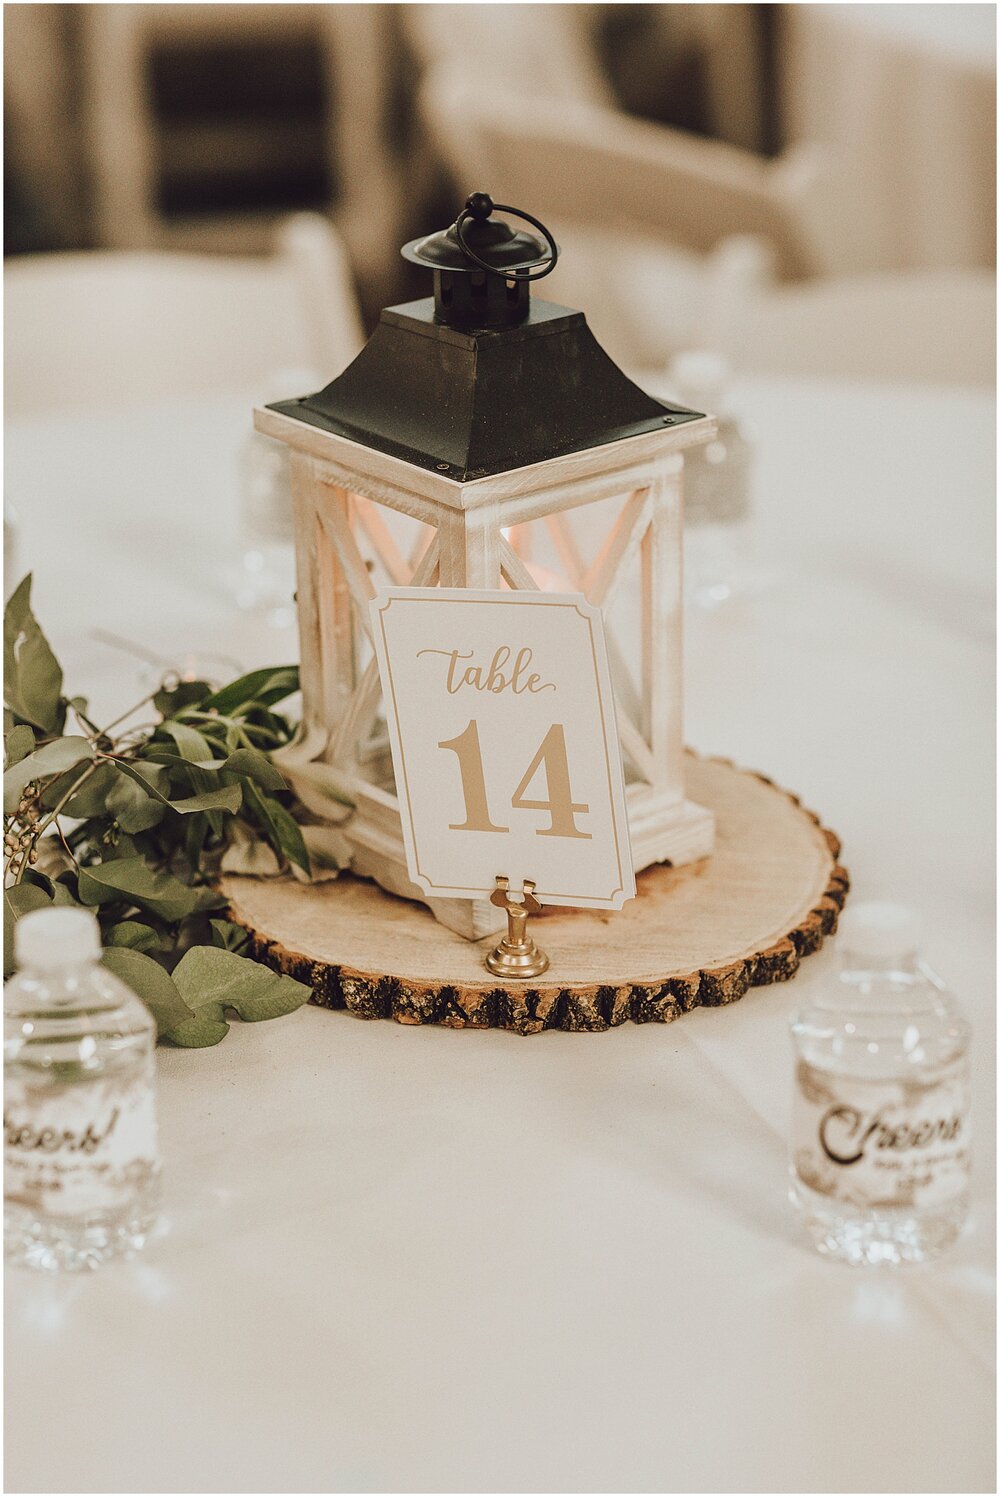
14, 906, 102, 972
838, 901, 920, 965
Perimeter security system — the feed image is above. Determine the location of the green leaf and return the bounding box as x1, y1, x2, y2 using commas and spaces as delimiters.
4, 724, 35, 769
21, 868, 79, 909
184, 811, 209, 871
200, 667, 299, 716
54, 760, 117, 818
3, 881, 53, 977
114, 759, 241, 816
269, 799, 310, 875
3, 736, 94, 814
100, 832, 140, 862
208, 918, 250, 953
21, 867, 55, 897
4, 576, 65, 733
105, 920, 161, 953
244, 781, 310, 875
192, 885, 228, 912
148, 725, 225, 834
167, 945, 310, 1046
100, 947, 196, 1039
216, 748, 287, 791
160, 721, 214, 763
50, 874, 80, 907
238, 708, 297, 749
140, 749, 207, 773
137, 747, 285, 792
172, 784, 242, 815
152, 679, 211, 717
106, 764, 169, 833
112, 760, 171, 799
77, 856, 198, 922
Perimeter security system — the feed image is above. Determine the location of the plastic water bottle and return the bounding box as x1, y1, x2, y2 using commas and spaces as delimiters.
235, 426, 297, 626
667, 350, 754, 607
5, 908, 160, 1271
234, 368, 320, 628
790, 903, 971, 1265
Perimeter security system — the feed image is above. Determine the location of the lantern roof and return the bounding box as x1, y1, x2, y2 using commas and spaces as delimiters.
401, 191, 549, 276
267, 194, 705, 484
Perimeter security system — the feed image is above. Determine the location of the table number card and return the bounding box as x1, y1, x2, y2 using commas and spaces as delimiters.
370, 588, 635, 910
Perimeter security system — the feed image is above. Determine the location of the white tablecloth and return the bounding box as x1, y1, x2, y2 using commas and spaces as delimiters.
5, 377, 995, 1493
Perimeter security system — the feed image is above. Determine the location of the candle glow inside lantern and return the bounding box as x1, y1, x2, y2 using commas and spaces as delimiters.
257, 194, 717, 938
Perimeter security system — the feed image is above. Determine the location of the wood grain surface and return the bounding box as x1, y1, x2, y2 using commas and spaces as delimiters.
221, 755, 848, 1033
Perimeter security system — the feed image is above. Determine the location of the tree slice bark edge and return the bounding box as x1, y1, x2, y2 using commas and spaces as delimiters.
223, 758, 849, 1035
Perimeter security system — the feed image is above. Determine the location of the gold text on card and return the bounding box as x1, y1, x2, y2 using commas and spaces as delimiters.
417, 645, 555, 695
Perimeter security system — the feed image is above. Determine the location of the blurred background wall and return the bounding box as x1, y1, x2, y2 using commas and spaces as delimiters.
4, 2, 996, 379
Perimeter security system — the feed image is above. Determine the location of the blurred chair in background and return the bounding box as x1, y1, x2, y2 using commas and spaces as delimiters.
418, 60, 994, 387
600, 4, 777, 154
782, 4, 996, 272
4, 212, 363, 416
400, 3, 615, 108
416, 65, 850, 368
5, 3, 995, 392
4, 5, 86, 253
77, 3, 404, 305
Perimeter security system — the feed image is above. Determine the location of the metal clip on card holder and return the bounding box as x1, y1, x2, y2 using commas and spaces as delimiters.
485, 876, 549, 979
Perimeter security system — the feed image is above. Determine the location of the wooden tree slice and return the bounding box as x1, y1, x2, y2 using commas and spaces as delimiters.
221, 756, 849, 1035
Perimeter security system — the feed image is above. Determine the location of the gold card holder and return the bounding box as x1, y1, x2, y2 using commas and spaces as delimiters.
485, 876, 549, 979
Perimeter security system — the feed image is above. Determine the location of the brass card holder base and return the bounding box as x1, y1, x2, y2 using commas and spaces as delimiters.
485, 876, 550, 979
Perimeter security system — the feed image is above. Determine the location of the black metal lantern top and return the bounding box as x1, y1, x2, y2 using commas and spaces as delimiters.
401, 193, 558, 330
268, 193, 704, 482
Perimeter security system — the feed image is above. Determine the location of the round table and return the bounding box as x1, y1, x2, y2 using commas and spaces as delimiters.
5, 374, 994, 1493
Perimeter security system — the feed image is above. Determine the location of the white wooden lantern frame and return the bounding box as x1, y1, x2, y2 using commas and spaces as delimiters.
256, 404, 717, 939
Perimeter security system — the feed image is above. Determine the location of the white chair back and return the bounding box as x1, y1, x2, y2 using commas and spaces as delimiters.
4, 214, 364, 416
416, 68, 847, 365
400, 4, 613, 106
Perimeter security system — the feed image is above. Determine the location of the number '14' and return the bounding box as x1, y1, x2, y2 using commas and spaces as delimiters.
439, 720, 591, 839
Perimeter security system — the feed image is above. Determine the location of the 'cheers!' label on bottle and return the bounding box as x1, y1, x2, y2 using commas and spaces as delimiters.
4, 1064, 159, 1216
793, 1061, 971, 1212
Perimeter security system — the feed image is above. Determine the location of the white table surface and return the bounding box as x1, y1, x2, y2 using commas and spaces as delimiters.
5, 376, 996, 1494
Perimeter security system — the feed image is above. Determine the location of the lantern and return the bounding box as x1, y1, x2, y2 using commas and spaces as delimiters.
257, 194, 716, 938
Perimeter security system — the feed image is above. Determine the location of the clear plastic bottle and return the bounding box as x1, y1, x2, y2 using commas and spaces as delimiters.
790, 902, 971, 1266
233, 367, 320, 628
5, 907, 160, 1271
234, 427, 296, 626
667, 350, 754, 607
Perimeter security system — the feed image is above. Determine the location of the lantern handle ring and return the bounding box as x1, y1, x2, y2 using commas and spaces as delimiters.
455, 198, 559, 282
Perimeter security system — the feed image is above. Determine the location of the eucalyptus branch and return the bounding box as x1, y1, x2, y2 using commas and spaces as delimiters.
10, 760, 101, 885
37, 760, 102, 832
96, 693, 159, 740
54, 818, 79, 869
5, 576, 314, 1046
71, 702, 101, 737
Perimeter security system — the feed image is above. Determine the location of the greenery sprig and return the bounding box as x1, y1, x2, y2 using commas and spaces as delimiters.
3, 576, 315, 1046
